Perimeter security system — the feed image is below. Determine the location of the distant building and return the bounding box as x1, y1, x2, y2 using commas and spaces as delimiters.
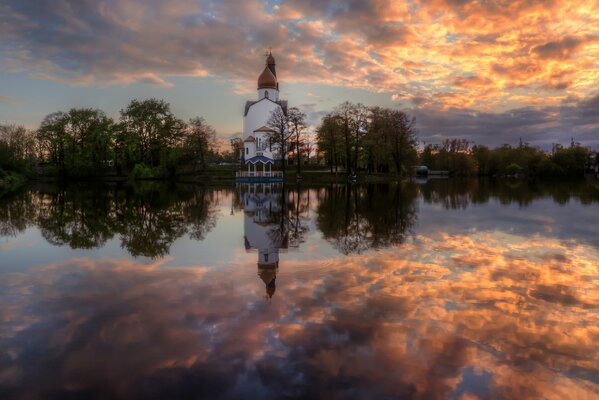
237, 51, 287, 181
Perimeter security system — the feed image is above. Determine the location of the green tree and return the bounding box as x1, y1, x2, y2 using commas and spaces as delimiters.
118, 99, 185, 169
316, 114, 344, 174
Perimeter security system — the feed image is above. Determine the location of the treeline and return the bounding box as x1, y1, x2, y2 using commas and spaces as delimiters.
314, 102, 595, 178
420, 139, 595, 177
316, 102, 418, 176
0, 99, 229, 179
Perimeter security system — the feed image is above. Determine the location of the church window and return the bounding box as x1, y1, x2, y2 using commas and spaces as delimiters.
265, 90, 269, 99
246, 147, 248, 155
264, 253, 269, 263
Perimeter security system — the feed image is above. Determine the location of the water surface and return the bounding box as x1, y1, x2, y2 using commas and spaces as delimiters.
0, 179, 598, 399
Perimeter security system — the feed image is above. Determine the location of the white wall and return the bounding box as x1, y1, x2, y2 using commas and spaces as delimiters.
243, 99, 282, 136
243, 98, 284, 159
258, 88, 279, 101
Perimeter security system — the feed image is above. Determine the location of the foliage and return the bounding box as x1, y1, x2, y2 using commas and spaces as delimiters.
117, 99, 185, 169
506, 163, 524, 175
4, 99, 219, 179
422, 141, 593, 177
37, 109, 114, 176
181, 117, 217, 171
0, 124, 36, 173
316, 104, 418, 176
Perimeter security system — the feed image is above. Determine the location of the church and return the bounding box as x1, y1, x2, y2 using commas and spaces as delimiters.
236, 51, 287, 182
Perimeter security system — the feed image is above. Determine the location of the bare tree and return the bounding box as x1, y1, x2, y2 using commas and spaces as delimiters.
184, 117, 217, 171
266, 107, 292, 177
287, 107, 307, 177
333, 101, 356, 175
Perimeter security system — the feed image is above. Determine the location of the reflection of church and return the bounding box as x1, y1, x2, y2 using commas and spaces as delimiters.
241, 183, 288, 299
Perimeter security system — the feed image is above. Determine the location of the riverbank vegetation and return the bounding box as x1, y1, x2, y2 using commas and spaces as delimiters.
420, 138, 595, 177
2, 99, 596, 186
1, 99, 222, 182
315, 102, 596, 178
316, 102, 418, 176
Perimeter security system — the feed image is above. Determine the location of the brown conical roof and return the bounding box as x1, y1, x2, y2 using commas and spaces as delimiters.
266, 52, 275, 65
257, 66, 277, 90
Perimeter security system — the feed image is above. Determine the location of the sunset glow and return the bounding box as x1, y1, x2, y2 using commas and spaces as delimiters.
1, 0, 598, 148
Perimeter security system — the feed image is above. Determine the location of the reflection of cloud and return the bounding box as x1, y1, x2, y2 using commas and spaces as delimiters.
0, 241, 26, 250
0, 231, 597, 399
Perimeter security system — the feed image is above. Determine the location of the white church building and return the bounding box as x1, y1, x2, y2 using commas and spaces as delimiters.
236, 51, 287, 182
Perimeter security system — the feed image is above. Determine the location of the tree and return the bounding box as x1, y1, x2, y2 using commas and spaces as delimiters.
118, 99, 185, 168
287, 107, 307, 177
36, 109, 114, 176
351, 103, 369, 173
0, 124, 36, 172
333, 102, 357, 174
230, 137, 243, 163
37, 112, 68, 171
183, 117, 217, 171
316, 114, 344, 174
266, 107, 292, 177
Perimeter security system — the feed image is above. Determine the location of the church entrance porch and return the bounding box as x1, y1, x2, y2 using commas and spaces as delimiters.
236, 155, 283, 182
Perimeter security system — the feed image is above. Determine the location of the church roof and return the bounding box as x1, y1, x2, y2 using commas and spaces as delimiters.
254, 126, 275, 133
258, 66, 277, 90
246, 155, 275, 164
244, 99, 288, 116
244, 135, 255, 142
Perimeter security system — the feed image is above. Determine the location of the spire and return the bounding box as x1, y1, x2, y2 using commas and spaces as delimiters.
266, 50, 276, 77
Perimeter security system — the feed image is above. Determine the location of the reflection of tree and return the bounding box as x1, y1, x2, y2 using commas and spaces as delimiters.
113, 188, 188, 258
266, 184, 310, 249
419, 178, 599, 209
0, 183, 221, 258
183, 188, 219, 241
37, 188, 115, 249
316, 183, 418, 254
0, 190, 38, 237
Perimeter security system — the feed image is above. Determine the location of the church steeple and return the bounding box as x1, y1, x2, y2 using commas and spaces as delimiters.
257, 50, 279, 100
266, 50, 276, 77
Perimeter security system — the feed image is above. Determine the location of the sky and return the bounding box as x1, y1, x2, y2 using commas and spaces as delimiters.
0, 0, 598, 149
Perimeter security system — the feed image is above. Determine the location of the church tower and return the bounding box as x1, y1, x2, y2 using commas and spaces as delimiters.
257, 52, 279, 101
239, 51, 288, 181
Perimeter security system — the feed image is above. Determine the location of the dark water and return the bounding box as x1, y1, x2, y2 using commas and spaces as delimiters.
0, 179, 598, 400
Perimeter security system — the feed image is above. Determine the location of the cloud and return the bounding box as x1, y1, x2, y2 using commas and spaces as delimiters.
403, 92, 599, 149
531, 36, 595, 60
0, 0, 597, 111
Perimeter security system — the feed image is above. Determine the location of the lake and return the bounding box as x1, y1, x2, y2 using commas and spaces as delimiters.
0, 179, 598, 399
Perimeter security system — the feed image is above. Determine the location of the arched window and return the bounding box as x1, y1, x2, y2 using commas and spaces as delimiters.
265, 90, 269, 99
246, 147, 248, 155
